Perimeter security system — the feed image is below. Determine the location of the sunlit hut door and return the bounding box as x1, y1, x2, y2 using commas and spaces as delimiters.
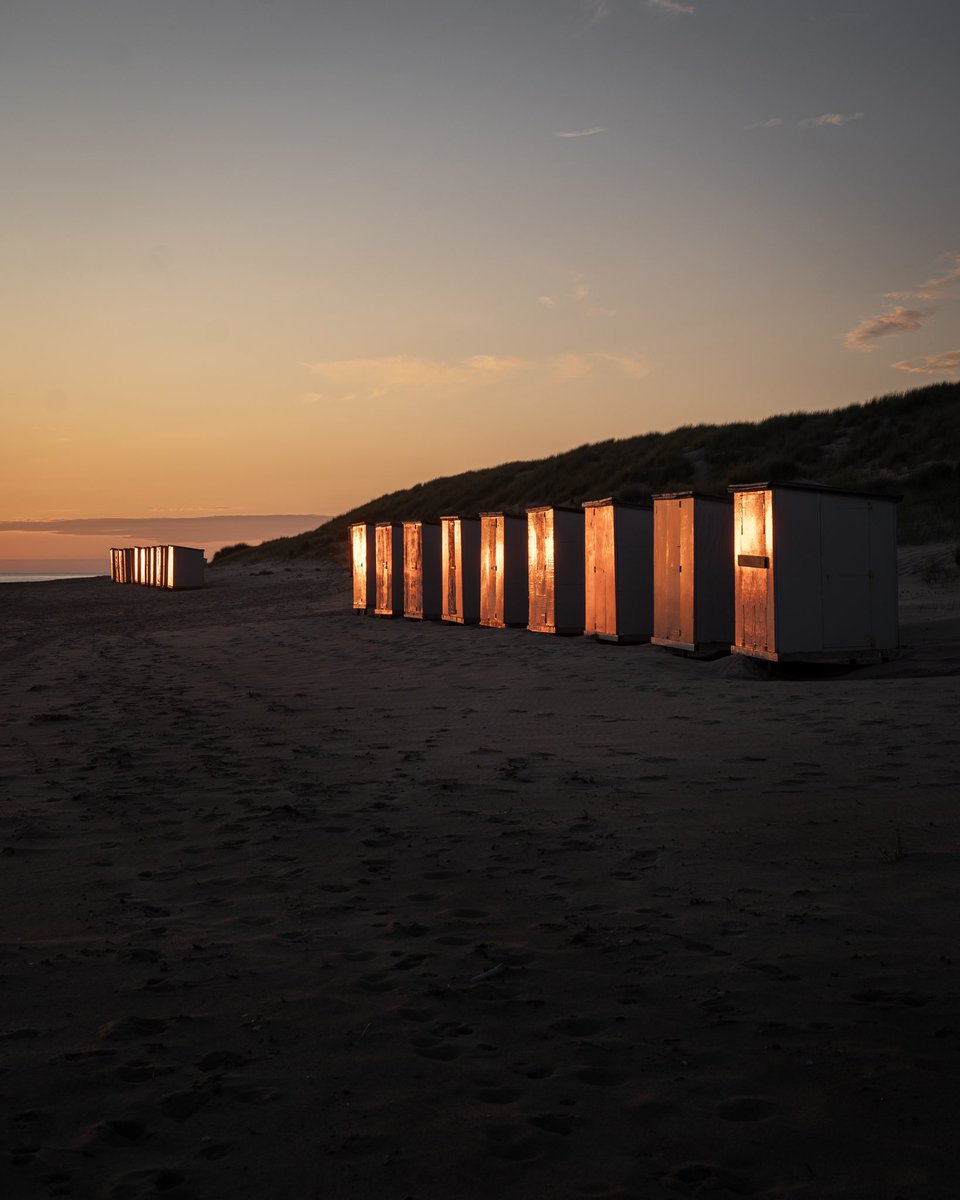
528, 510, 552, 629
480, 517, 498, 624
735, 490, 772, 652
446, 520, 459, 618
583, 505, 604, 636
376, 525, 391, 612
352, 526, 367, 609
405, 524, 422, 616
656, 500, 686, 642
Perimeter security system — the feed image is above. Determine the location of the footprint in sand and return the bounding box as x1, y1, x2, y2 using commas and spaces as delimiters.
574, 1065, 631, 1086
475, 1084, 524, 1104
716, 1095, 777, 1121
483, 1122, 542, 1161
550, 1016, 608, 1038
99, 1016, 168, 1041
106, 1167, 196, 1199
411, 1037, 461, 1061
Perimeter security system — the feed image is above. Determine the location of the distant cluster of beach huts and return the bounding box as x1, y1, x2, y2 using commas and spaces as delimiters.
351, 483, 900, 664
109, 545, 205, 590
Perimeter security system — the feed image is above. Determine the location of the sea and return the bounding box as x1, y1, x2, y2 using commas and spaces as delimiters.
0, 573, 103, 585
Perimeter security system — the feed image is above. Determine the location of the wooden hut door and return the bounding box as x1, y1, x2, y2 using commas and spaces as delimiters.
375, 526, 388, 611
352, 526, 367, 608
656, 501, 687, 642
480, 518, 498, 623
528, 511, 551, 629
584, 507, 599, 635
736, 492, 770, 651
446, 520, 459, 617
405, 525, 422, 616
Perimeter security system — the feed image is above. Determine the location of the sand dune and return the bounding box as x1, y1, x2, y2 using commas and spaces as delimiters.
1, 555, 959, 1199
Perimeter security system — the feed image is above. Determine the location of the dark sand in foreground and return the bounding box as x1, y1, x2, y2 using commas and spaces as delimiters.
2, 554, 959, 1200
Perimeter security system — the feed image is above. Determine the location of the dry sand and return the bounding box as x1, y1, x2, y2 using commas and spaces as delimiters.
1, 550, 959, 1200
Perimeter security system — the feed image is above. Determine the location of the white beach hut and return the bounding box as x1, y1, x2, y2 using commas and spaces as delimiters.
403, 520, 442, 620
349, 522, 377, 614
582, 498, 653, 643
527, 505, 585, 635
479, 512, 528, 629
159, 545, 205, 590
730, 481, 899, 663
374, 522, 405, 617
440, 515, 481, 624
651, 492, 734, 655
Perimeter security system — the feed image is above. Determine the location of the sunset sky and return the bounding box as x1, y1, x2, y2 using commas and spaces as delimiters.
3, 0, 958, 561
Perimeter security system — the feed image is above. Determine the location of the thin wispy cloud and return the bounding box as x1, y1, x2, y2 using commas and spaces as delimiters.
302, 354, 532, 402
844, 306, 929, 351
646, 0, 695, 16
844, 251, 960, 351
892, 350, 960, 377
745, 118, 782, 130
302, 351, 649, 402
885, 252, 960, 302
799, 112, 864, 127
583, 0, 612, 27
555, 126, 607, 138
539, 279, 616, 318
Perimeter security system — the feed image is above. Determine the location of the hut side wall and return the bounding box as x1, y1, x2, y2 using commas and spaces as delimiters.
613, 506, 653, 639
692, 499, 734, 645
555, 510, 585, 633
502, 516, 529, 626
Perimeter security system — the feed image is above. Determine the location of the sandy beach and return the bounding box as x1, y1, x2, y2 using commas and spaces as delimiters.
2, 553, 959, 1200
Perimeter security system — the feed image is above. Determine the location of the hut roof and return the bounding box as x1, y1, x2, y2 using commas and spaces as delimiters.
729, 480, 901, 502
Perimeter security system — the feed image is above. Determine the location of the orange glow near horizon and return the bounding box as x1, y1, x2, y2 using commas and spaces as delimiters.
4, 3, 953, 542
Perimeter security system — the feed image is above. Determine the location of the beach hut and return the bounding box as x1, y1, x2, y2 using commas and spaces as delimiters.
134, 546, 151, 586
119, 547, 134, 583
582, 498, 653, 643
526, 505, 585, 635
403, 520, 441, 620
651, 492, 734, 655
374, 523, 405, 617
440, 515, 481, 624
479, 513, 528, 628
159, 545, 205, 590
349, 522, 377, 614
109, 548, 121, 582
730, 481, 899, 663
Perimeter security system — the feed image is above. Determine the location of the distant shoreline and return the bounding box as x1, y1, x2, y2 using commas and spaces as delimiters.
0, 572, 104, 585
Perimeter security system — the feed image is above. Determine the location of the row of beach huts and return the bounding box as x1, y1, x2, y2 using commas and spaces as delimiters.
351, 482, 900, 663
109, 545, 206, 590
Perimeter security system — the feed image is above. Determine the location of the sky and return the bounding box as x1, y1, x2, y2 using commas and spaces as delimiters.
2, 0, 958, 560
